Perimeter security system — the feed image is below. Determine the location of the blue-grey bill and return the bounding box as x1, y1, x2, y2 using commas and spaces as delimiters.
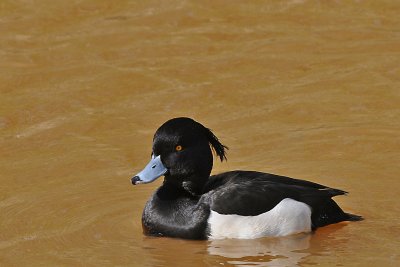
132, 155, 167, 185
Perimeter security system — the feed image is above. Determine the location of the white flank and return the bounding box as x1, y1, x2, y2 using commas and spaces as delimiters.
207, 198, 312, 239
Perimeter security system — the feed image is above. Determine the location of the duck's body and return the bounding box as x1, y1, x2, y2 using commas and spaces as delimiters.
131, 118, 362, 240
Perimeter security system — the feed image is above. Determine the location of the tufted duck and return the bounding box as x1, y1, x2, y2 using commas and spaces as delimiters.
131, 117, 362, 240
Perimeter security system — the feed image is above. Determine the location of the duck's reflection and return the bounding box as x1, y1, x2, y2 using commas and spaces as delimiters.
139, 224, 348, 267
207, 233, 311, 267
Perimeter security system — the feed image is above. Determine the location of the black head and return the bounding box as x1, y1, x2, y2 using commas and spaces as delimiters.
149, 117, 227, 194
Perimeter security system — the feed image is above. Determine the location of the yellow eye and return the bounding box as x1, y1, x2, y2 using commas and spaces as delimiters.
175, 145, 183, 151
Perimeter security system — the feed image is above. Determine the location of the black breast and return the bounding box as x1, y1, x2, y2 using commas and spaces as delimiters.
142, 183, 211, 240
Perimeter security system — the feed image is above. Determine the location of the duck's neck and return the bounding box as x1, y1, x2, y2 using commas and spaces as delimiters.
157, 179, 193, 200
163, 174, 208, 197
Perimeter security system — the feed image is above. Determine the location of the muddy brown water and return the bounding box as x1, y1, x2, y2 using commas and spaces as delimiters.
1, 1, 399, 266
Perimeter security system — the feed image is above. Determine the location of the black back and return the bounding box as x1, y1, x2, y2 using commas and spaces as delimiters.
203, 171, 360, 229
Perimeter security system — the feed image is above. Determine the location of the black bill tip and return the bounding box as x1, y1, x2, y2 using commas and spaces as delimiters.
131, 176, 142, 185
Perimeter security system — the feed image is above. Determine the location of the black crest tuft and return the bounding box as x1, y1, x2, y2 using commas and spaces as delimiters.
204, 127, 228, 162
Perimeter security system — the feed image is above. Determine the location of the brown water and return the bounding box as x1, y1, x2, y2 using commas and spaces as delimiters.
1, 1, 400, 266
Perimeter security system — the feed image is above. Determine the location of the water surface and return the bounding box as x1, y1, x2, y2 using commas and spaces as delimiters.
1, 1, 400, 266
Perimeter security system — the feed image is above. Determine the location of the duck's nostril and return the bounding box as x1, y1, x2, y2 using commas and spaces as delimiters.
151, 165, 156, 169
131, 176, 142, 185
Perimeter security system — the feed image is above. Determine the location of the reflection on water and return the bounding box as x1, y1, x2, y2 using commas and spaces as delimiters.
208, 234, 311, 267
139, 233, 313, 267
207, 224, 350, 266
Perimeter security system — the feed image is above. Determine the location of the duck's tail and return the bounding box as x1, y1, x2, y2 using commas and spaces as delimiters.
345, 213, 364, 221
310, 198, 363, 229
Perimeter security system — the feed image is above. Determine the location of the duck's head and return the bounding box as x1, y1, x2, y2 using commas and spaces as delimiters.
131, 117, 227, 195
